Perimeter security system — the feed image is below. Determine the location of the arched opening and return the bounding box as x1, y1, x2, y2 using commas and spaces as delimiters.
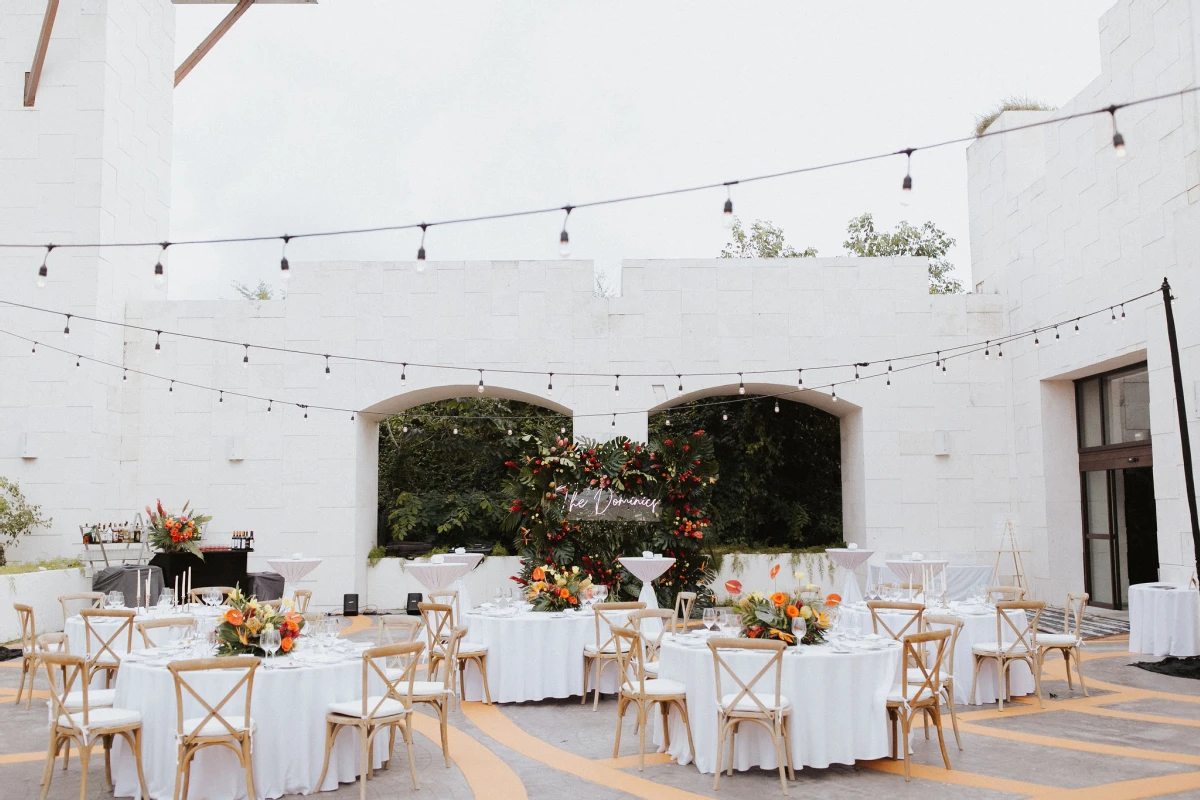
648, 391, 845, 551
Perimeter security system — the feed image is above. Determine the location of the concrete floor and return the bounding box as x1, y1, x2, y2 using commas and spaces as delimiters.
3, 621, 1200, 799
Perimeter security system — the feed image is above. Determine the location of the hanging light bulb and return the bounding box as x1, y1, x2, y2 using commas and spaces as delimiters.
219, 391, 224, 403
614, 375, 620, 396
797, 369, 803, 388
169, 380, 175, 392
278, 235, 291, 283
547, 373, 554, 397
774, 400, 780, 413
477, 370, 485, 394
1120, 304, 1126, 321
722, 183, 735, 229
154, 242, 168, 287
738, 373, 745, 395
506, 425, 513, 436
677, 374, 683, 396
351, 413, 356, 422
831, 384, 838, 402
401, 363, 407, 387
901, 148, 914, 203
31, 343, 36, 354
1055, 326, 1061, 340
243, 344, 250, 369
416, 224, 428, 272
453, 426, 458, 435
63, 314, 71, 339
1074, 318, 1080, 335
122, 368, 127, 381
722, 410, 728, 421
935, 351, 940, 368
303, 405, 308, 419
267, 399, 272, 411
325, 355, 331, 380
560, 425, 566, 435
665, 414, 672, 426
1110, 307, 1117, 324
36, 244, 53, 288
1108, 105, 1126, 159
75, 356, 81, 368
984, 341, 990, 360
559, 206, 572, 257
611, 413, 616, 428
154, 330, 162, 353
1034, 332, 1040, 347
402, 421, 409, 433
997, 344, 1003, 359
854, 365, 860, 383
887, 361, 892, 387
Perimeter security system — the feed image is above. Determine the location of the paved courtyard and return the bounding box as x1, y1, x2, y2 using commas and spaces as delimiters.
4, 618, 1200, 799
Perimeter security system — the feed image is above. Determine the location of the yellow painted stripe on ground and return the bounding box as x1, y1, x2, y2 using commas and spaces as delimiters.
464, 701, 712, 800
1025, 770, 1200, 800
339, 615, 372, 638
0, 747, 102, 764
860, 758, 1051, 794
602, 753, 675, 769
957, 722, 1200, 766
410, 711, 528, 800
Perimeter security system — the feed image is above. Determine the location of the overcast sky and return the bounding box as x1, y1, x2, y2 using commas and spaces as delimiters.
168, 0, 1115, 300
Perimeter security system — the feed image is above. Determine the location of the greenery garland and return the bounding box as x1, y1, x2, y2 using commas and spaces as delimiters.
502, 425, 718, 607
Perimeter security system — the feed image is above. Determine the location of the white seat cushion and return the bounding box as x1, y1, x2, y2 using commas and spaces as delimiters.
328, 697, 409, 719
583, 644, 617, 655
182, 716, 254, 737
457, 643, 488, 656
972, 641, 1030, 655
624, 678, 686, 696
905, 668, 951, 684
643, 661, 660, 675
1037, 634, 1080, 647
887, 684, 938, 704
720, 692, 791, 712
63, 689, 115, 709
58, 707, 141, 730
408, 681, 453, 697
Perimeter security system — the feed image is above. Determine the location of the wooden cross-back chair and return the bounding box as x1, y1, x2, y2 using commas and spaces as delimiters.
79, 608, 135, 687
672, 591, 697, 634
969, 600, 1045, 711
39, 652, 149, 800
188, 586, 236, 604
168, 656, 260, 800
378, 614, 424, 647
708, 637, 794, 795
315, 641, 424, 798
583, 601, 645, 710
292, 589, 312, 612
922, 613, 965, 751
987, 585, 1027, 603
135, 616, 193, 649
1036, 592, 1088, 697
611, 625, 694, 771
429, 590, 460, 623
13, 603, 39, 708
399, 629, 457, 767
887, 629, 953, 781
867, 601, 925, 665
418, 602, 491, 704
58, 592, 104, 623
629, 608, 673, 676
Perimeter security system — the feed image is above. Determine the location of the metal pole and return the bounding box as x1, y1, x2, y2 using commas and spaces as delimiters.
1161, 277, 1200, 575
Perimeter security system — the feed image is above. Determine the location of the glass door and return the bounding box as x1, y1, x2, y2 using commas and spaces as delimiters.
1082, 470, 1116, 608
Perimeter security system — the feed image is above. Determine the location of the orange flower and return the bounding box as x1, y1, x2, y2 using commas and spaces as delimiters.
285, 611, 302, 628
532, 567, 545, 581
224, 609, 244, 626
725, 579, 742, 595
280, 636, 293, 653
769, 564, 781, 580
785, 605, 799, 618
824, 594, 841, 607
568, 595, 578, 605
770, 592, 787, 607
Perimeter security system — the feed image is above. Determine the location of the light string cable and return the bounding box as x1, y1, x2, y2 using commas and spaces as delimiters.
1, 287, 1162, 422
0, 85, 1192, 263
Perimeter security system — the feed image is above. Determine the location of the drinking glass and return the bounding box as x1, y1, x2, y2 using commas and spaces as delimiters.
494, 588, 503, 607
702, 608, 717, 631
157, 590, 174, 612
107, 591, 125, 609
593, 585, 608, 604
824, 607, 841, 644
261, 628, 281, 665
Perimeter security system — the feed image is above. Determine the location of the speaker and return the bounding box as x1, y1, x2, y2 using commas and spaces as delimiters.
406, 592, 423, 615
343, 593, 359, 616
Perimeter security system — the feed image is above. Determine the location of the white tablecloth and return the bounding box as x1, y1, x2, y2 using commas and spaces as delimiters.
654, 638, 900, 771
111, 655, 388, 799
442, 553, 484, 613
65, 610, 201, 657
461, 610, 625, 703
841, 604, 1034, 705
868, 564, 993, 602
825, 549, 873, 604
619, 557, 674, 609
1129, 583, 1200, 657
266, 558, 322, 602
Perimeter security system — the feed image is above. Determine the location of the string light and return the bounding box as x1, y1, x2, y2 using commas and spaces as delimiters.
279, 236, 291, 283
63, 315, 70, 339
935, 351, 940, 368
665, 414, 672, 426
1111, 307, 1117, 324
154, 243, 168, 287
477, 369, 485, 393
901, 148, 914, 200
506, 425, 512, 436
169, 380, 174, 392
267, 399, 272, 412
831, 385, 838, 402
122, 368, 127, 381
36, 245, 53, 288
854, 365, 860, 383
242, 344, 249, 368
887, 360, 892, 387
722, 411, 728, 421
325, 355, 331, 379
303, 405, 308, 419
997, 344, 1003, 359
738, 373, 745, 395
560, 425, 566, 434
1074, 318, 1080, 335
31, 343, 36, 354
984, 341, 990, 360
401, 363, 407, 386
1108, 105, 1126, 159
154, 330, 162, 353
558, 206, 572, 258
611, 413, 616, 428
1034, 332, 1040, 347
452, 425, 458, 435
1055, 326, 1060, 340
614, 375, 620, 396
416, 224, 428, 271
75, 356, 80, 367
797, 369, 803, 388
1120, 304, 1126, 320
402, 420, 409, 433
547, 373, 554, 397
774, 400, 780, 413
677, 374, 683, 396
722, 182, 736, 229
219, 390, 223, 403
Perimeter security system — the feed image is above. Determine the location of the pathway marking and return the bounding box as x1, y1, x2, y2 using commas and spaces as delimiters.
409, 711, 528, 800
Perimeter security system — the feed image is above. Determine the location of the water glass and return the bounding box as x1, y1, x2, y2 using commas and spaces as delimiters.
107, 591, 125, 609
261, 628, 281, 664
593, 585, 608, 604
702, 608, 718, 631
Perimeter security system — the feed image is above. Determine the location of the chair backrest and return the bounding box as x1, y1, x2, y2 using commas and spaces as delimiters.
923, 613, 964, 676
36, 632, 68, 655
673, 592, 697, 634
188, 586, 236, 603
169, 657, 259, 741
13, 603, 35, 652
79, 608, 135, 664
418, 602, 454, 659
988, 585, 1027, 603
628, 609, 673, 659
136, 616, 194, 648
378, 614, 424, 647
59, 592, 104, 622
303, 611, 324, 625
996, 600, 1044, 655
866, 601, 925, 641
40, 652, 92, 731
1064, 593, 1089, 639
293, 589, 312, 613
593, 602, 645, 651
429, 590, 460, 623
262, 599, 283, 611
611, 626, 648, 695
897, 629, 951, 704
708, 638, 787, 717
360, 642, 425, 720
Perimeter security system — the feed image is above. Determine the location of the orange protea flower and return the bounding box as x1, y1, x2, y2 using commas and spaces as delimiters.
532, 567, 545, 581
559, 587, 570, 599
785, 605, 799, 618
770, 592, 787, 607
280, 637, 293, 653
224, 609, 244, 626
769, 564, 781, 580
825, 594, 841, 607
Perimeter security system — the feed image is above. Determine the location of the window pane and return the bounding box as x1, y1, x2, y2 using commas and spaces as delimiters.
1106, 367, 1151, 445
1084, 470, 1113, 606
1077, 378, 1103, 448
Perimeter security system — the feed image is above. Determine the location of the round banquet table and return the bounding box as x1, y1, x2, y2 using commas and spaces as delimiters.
65, 608, 207, 657
110, 653, 389, 799
1129, 582, 1200, 657
840, 603, 1034, 705
868, 563, 993, 602
441, 552, 485, 612
825, 548, 873, 604
654, 637, 901, 772
461, 609, 625, 703
618, 557, 674, 610
265, 557, 323, 603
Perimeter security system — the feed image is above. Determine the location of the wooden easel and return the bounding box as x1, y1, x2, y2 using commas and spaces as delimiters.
989, 520, 1030, 590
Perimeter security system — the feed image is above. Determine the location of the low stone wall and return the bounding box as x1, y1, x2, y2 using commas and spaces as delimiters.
0, 567, 91, 641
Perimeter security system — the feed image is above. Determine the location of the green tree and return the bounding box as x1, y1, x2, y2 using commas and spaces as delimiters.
231, 280, 279, 301
0, 478, 52, 567
721, 218, 818, 258
842, 213, 963, 294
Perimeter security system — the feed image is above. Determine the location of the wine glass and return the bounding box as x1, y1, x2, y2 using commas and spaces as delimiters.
107, 591, 125, 609
593, 584, 608, 604
702, 608, 717, 632
261, 628, 281, 666
824, 607, 841, 644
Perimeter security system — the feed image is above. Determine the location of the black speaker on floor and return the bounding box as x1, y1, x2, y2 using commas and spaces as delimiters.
343, 593, 359, 616
406, 592, 423, 615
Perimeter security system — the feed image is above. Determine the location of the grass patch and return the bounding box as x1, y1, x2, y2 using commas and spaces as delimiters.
0, 557, 83, 575
975, 95, 1056, 136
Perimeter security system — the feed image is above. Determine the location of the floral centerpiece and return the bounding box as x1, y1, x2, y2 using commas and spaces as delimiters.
145, 499, 211, 559
525, 565, 592, 612
216, 588, 305, 656
732, 565, 841, 646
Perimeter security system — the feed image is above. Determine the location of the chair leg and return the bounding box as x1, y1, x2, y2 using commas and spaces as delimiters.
944, 684, 962, 750
77, 736, 90, 800
1074, 646, 1089, 697
182, 747, 195, 800
16, 657, 29, 707
440, 700, 451, 768
104, 734, 113, 791
581, 656, 591, 704
1060, 648, 1074, 690
996, 659, 1005, 712
659, 701, 671, 753
637, 704, 647, 771
593, 659, 606, 710
478, 656, 493, 705
900, 716, 912, 782
713, 720, 725, 791
402, 718, 420, 790
677, 700, 696, 765
1031, 656, 1045, 709
932, 707, 951, 770
131, 729, 150, 800
242, 735, 257, 800
773, 721, 789, 796
728, 722, 738, 776
38, 732, 57, 800
359, 726, 369, 800
889, 710, 897, 760
173, 744, 186, 800
314, 721, 336, 793
969, 657, 981, 707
